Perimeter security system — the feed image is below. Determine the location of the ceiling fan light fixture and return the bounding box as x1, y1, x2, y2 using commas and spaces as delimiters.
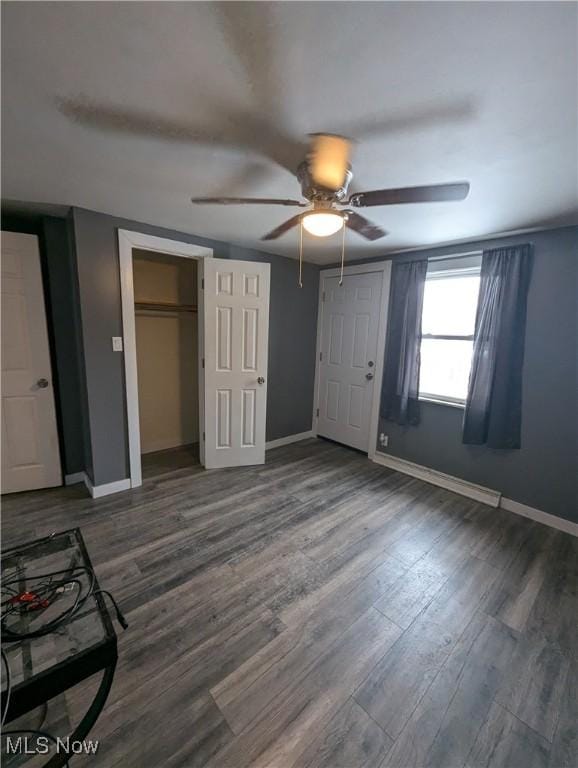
302, 211, 344, 237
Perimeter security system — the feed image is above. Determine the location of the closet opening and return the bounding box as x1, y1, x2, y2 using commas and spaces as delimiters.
132, 249, 200, 480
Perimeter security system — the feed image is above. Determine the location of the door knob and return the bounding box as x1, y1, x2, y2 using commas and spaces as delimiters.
257, 376, 265, 385
365, 372, 374, 380
368, 360, 374, 367
37, 378, 49, 388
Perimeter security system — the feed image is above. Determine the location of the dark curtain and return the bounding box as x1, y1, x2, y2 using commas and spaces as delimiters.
381, 259, 428, 425
463, 244, 533, 448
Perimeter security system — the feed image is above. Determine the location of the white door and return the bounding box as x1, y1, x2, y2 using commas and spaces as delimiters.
1, 232, 62, 493
202, 258, 270, 468
317, 271, 384, 452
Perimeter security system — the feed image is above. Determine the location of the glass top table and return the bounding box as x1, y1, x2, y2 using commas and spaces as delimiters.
1, 529, 118, 767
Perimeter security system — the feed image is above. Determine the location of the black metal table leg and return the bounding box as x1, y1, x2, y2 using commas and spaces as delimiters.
44, 660, 116, 768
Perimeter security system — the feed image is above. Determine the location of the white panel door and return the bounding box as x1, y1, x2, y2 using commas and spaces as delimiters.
317, 272, 383, 452
1, 232, 62, 493
202, 258, 270, 468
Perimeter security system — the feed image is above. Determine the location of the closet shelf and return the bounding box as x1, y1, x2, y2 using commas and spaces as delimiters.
135, 301, 197, 313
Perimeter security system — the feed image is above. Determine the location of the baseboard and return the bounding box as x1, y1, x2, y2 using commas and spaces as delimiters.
500, 497, 578, 538
64, 472, 86, 486
141, 437, 198, 454
372, 451, 577, 537
266, 430, 315, 450
372, 451, 501, 507
84, 476, 132, 499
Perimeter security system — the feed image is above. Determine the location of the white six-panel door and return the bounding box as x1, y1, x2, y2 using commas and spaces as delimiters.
1, 232, 62, 493
203, 258, 270, 468
317, 271, 383, 452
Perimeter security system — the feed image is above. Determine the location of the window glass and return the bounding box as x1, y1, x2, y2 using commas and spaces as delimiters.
419, 267, 481, 404
421, 275, 480, 336
419, 338, 474, 401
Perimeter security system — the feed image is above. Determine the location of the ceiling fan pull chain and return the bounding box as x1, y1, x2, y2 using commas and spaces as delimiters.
339, 222, 346, 286
298, 218, 304, 288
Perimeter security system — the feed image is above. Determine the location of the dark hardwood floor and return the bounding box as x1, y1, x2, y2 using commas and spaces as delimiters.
2, 439, 576, 767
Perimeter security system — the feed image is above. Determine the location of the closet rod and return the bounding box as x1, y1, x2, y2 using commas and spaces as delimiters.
135, 302, 197, 313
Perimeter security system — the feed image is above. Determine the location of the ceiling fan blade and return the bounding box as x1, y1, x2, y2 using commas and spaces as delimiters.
345, 212, 388, 241
191, 197, 306, 206
58, 96, 306, 177
261, 214, 304, 241
348, 182, 470, 207
308, 134, 352, 191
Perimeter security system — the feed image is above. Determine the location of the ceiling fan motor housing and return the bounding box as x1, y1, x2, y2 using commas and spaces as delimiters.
297, 161, 353, 203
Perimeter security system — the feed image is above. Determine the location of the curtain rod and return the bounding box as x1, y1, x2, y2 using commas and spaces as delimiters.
428, 250, 482, 263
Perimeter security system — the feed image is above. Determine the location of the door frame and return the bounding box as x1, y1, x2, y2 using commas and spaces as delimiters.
312, 261, 392, 460
118, 229, 213, 488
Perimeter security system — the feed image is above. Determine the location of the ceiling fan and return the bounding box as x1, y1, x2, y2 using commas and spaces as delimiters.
191, 133, 470, 242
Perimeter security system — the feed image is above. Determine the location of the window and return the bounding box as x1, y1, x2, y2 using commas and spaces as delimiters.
419, 261, 481, 406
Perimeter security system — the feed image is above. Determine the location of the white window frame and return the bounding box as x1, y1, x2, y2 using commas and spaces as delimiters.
419, 263, 481, 408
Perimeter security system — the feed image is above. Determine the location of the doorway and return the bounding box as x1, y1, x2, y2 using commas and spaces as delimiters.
119, 230, 272, 488
118, 230, 212, 488
313, 262, 391, 456
133, 249, 199, 476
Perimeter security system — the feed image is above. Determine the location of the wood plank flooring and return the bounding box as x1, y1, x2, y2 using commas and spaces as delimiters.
2, 438, 576, 768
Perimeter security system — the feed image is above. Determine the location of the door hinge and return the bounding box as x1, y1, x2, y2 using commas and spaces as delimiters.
322, 291, 326, 302
316, 408, 320, 417
202, 358, 205, 369
201, 278, 205, 290
319, 352, 323, 362
202, 432, 205, 441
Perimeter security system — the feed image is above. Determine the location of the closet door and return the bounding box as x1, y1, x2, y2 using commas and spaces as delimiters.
202, 259, 270, 468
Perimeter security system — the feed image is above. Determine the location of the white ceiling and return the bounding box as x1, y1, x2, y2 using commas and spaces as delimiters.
2, 1, 577, 264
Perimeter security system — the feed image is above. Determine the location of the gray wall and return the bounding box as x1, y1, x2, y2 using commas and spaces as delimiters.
41, 217, 85, 475
7, 204, 574, 523
70, 207, 319, 486
361, 227, 577, 523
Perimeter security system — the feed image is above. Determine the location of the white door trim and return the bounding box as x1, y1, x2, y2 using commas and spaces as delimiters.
118, 229, 213, 489
312, 260, 391, 459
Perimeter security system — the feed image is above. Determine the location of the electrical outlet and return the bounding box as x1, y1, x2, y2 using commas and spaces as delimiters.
112, 336, 123, 352
379, 433, 389, 447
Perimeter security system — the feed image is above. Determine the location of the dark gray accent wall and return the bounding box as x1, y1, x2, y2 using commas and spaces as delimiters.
41, 217, 85, 475
359, 227, 577, 523
71, 207, 319, 486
